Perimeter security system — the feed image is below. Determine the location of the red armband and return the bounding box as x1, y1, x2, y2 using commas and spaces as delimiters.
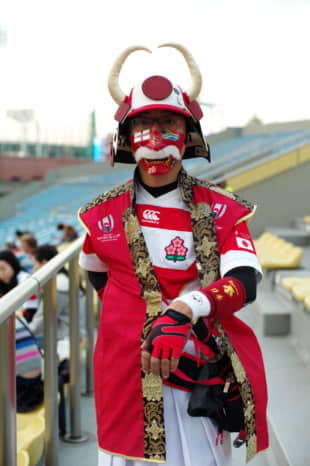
200, 276, 246, 319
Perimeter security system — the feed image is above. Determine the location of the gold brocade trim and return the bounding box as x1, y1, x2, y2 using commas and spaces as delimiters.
215, 321, 257, 462
98, 446, 165, 463
178, 169, 220, 288
79, 181, 132, 214
178, 167, 255, 212
77, 208, 90, 235
142, 373, 163, 402
122, 187, 165, 461
235, 204, 257, 225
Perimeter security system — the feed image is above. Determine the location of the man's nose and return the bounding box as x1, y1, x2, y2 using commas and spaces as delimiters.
150, 120, 161, 131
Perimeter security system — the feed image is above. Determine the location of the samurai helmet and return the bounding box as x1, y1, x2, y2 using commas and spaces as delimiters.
108, 43, 210, 165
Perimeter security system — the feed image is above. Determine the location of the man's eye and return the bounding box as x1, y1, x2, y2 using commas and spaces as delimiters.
161, 118, 176, 126
139, 119, 150, 126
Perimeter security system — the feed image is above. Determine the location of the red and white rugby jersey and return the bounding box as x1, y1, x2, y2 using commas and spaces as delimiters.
78, 183, 262, 300
135, 184, 198, 301
135, 184, 262, 301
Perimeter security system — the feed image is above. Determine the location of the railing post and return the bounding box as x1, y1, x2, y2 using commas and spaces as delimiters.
0, 315, 17, 466
83, 277, 94, 395
64, 256, 88, 443
43, 276, 59, 466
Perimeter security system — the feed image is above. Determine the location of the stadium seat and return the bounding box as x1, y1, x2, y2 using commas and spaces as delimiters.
305, 295, 310, 312
281, 276, 310, 291
17, 411, 45, 466
254, 232, 303, 270
291, 283, 310, 303
17, 449, 30, 466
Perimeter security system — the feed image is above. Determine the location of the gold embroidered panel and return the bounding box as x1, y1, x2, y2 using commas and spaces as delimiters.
215, 321, 257, 462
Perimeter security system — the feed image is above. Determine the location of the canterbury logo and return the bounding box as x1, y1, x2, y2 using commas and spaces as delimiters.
142, 209, 160, 221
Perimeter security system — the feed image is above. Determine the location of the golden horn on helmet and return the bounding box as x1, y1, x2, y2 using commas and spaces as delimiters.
108, 45, 152, 104
158, 43, 202, 101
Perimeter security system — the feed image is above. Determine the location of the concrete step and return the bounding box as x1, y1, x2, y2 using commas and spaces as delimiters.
240, 286, 310, 466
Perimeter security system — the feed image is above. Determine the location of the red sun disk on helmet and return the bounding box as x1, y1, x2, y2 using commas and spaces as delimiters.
142, 76, 173, 101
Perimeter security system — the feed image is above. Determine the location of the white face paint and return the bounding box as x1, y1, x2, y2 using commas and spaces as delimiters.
133, 145, 182, 164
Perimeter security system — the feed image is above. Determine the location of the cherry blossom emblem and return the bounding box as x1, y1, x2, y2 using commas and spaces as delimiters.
165, 236, 188, 262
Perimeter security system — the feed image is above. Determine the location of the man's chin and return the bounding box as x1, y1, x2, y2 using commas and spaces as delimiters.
139, 156, 177, 175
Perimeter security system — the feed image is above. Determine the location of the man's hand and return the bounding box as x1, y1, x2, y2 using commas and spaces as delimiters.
141, 309, 191, 379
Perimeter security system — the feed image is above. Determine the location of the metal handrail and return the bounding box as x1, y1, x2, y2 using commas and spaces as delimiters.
0, 236, 94, 466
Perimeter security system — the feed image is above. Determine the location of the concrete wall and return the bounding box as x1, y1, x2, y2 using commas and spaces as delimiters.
237, 161, 310, 237
0, 156, 89, 181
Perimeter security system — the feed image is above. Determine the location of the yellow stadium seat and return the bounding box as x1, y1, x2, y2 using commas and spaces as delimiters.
17, 413, 45, 466
17, 450, 30, 466
303, 216, 310, 224
254, 232, 303, 270
281, 277, 310, 291
305, 295, 310, 312
291, 284, 310, 303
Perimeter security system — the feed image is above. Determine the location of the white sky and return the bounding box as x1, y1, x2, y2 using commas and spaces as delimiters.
0, 0, 310, 142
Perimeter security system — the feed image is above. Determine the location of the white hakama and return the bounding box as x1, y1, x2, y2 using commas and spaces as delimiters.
98, 384, 232, 466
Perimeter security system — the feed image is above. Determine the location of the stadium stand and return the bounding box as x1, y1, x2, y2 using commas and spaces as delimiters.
0, 170, 131, 249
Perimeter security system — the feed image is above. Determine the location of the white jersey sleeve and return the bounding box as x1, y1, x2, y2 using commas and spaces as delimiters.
79, 234, 109, 272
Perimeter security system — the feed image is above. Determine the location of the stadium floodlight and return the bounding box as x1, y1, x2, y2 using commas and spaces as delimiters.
6, 109, 35, 157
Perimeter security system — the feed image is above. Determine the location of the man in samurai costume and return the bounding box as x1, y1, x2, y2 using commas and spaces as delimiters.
78, 43, 269, 466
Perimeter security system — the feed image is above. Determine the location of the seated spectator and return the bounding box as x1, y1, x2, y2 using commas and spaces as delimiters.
15, 316, 44, 412
57, 223, 79, 244
29, 244, 86, 355
0, 254, 43, 412
16, 233, 38, 273
15, 229, 30, 247
3, 241, 18, 251
0, 250, 39, 322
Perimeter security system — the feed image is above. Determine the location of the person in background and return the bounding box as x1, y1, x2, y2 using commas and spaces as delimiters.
15, 316, 44, 413
15, 229, 29, 248
78, 44, 268, 466
17, 232, 38, 273
3, 241, 18, 252
0, 250, 39, 322
28, 244, 86, 356
0, 251, 43, 412
57, 223, 79, 244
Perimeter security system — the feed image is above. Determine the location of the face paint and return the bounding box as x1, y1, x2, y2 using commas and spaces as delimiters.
130, 129, 185, 175
138, 155, 177, 175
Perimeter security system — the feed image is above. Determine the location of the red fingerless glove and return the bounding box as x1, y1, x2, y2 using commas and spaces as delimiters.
143, 310, 192, 360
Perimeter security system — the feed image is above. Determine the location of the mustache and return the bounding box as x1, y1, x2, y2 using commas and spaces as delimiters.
133, 145, 182, 163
